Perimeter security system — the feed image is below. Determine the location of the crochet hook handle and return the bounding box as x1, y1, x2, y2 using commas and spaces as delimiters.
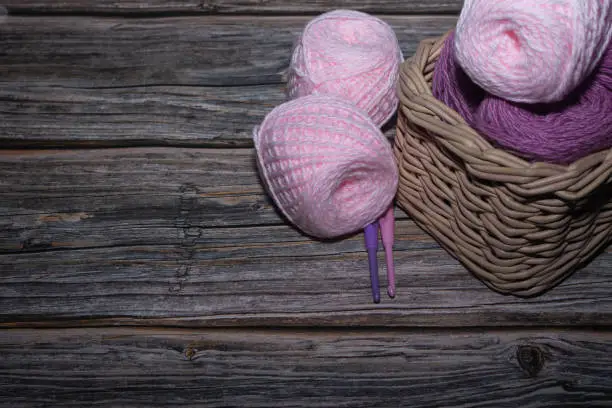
379, 205, 396, 298
364, 222, 380, 303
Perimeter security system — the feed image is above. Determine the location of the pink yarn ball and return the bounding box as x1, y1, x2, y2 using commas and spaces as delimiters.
253, 95, 398, 239
454, 0, 612, 103
434, 31, 612, 164
287, 10, 403, 127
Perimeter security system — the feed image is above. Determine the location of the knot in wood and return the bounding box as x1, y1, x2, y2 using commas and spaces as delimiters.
21, 238, 52, 251
184, 346, 197, 361
198, 1, 219, 12
517, 345, 544, 377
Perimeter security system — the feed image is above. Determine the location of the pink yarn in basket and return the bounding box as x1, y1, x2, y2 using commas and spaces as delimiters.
287, 9, 403, 127
454, 0, 612, 103
433, 31, 612, 164
253, 95, 398, 239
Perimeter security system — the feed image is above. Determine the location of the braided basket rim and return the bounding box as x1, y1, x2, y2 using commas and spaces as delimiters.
394, 31, 612, 297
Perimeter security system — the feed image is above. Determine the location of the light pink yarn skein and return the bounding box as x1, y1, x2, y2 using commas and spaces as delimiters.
454, 0, 612, 103
253, 95, 398, 239
287, 10, 403, 127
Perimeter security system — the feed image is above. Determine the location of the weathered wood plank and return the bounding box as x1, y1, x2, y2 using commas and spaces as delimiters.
0, 147, 408, 235
1, 230, 611, 328
0, 84, 396, 147
0, 15, 455, 146
4, 1, 462, 15
1, 328, 611, 407
0, 85, 284, 147
2, 233, 611, 328
0, 15, 454, 87
0, 147, 611, 328
0, 148, 302, 234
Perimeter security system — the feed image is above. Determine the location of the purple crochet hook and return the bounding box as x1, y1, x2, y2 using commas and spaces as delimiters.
379, 205, 396, 298
364, 222, 380, 303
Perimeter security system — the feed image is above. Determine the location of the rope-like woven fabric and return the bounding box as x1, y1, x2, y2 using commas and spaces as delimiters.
394, 32, 612, 297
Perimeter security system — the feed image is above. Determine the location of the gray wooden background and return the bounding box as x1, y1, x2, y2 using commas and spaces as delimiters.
1, 1, 611, 406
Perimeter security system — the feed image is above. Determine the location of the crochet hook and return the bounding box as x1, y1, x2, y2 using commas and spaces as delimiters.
379, 205, 396, 298
364, 222, 380, 303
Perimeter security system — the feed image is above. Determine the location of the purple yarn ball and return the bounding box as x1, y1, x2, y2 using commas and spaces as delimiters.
433, 32, 612, 164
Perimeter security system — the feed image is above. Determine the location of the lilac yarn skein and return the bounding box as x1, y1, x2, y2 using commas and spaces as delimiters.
433, 32, 612, 164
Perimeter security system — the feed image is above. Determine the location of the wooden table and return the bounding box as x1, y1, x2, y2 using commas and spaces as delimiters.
1, 2, 611, 406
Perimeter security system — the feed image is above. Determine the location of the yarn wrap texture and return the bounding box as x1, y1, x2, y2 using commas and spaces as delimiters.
254, 95, 398, 239
287, 9, 403, 127
454, 0, 612, 103
394, 32, 612, 296
434, 32, 612, 164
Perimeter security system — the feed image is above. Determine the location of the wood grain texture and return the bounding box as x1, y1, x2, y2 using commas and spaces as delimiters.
1, 328, 612, 407
0, 15, 454, 87
0, 148, 296, 234
2, 232, 611, 328
1, 3, 610, 405
0, 15, 454, 147
0, 147, 407, 239
0, 148, 612, 327
0, 84, 287, 148
3, 1, 462, 15
0, 147, 611, 328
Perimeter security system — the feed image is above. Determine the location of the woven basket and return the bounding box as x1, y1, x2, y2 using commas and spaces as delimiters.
394, 32, 612, 297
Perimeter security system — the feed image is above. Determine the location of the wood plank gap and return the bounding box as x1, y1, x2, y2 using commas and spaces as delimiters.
5, 9, 461, 18
3, 1, 463, 16
2, 323, 612, 334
